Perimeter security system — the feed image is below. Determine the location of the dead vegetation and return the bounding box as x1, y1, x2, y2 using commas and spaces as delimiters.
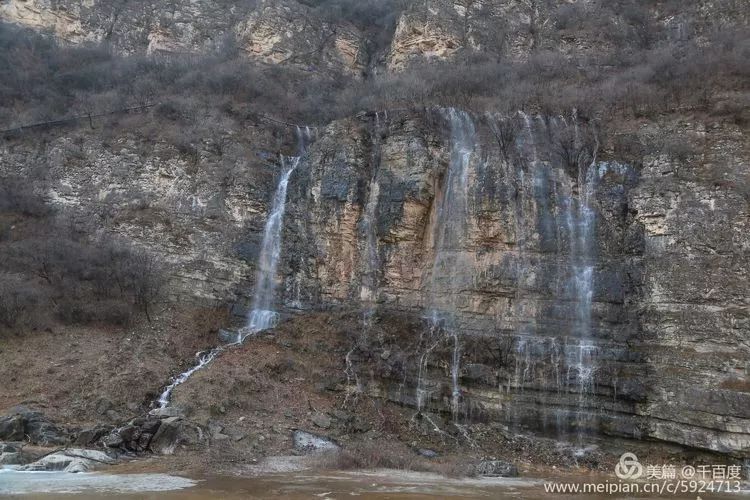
312, 441, 476, 477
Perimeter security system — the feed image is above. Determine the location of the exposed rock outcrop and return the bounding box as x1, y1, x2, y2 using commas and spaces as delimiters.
0, 407, 68, 446
19, 449, 116, 473
1, 108, 747, 458
0, 0, 364, 75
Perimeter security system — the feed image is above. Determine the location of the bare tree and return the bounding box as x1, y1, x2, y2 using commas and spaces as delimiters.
126, 250, 167, 323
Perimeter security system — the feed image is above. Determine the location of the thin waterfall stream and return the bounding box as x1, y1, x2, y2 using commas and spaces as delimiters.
156, 137, 303, 408
345, 113, 385, 404
416, 108, 478, 424
242, 155, 300, 341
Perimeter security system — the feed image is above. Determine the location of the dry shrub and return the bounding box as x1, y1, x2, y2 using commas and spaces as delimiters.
313, 441, 476, 477
314, 441, 419, 471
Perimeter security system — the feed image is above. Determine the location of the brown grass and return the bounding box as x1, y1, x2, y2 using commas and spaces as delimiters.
312, 441, 476, 478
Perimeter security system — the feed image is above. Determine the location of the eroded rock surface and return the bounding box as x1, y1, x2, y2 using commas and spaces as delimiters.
0, 0, 364, 74
1, 109, 748, 457
20, 449, 116, 473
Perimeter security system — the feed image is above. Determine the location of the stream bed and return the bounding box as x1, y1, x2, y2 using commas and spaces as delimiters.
2, 468, 749, 499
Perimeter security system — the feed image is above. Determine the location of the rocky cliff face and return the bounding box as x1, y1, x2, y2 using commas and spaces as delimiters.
0, 0, 364, 74
276, 111, 749, 456
1, 0, 748, 462
4, 108, 746, 457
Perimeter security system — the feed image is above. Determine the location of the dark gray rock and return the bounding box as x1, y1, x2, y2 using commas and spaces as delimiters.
418, 448, 439, 458
73, 425, 111, 446
95, 398, 113, 416
148, 416, 201, 454
105, 409, 125, 423
0, 408, 68, 446
150, 417, 181, 455
351, 418, 371, 433
141, 418, 162, 435
0, 452, 21, 465
137, 432, 154, 450
118, 425, 142, 450
331, 410, 353, 422
0, 442, 21, 453
0, 415, 25, 441
102, 432, 124, 448
208, 421, 230, 441
25, 420, 68, 446
312, 413, 332, 429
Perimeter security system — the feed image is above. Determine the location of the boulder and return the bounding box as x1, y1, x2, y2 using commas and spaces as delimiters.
137, 432, 154, 450
418, 448, 439, 458
25, 420, 68, 446
20, 449, 116, 473
141, 418, 162, 434
73, 425, 112, 446
0, 415, 25, 441
0, 451, 21, 465
105, 409, 125, 423
0, 408, 68, 445
474, 460, 518, 477
292, 430, 339, 453
331, 410, 353, 423
95, 398, 113, 416
118, 425, 140, 443
149, 418, 180, 454
351, 418, 371, 433
148, 417, 201, 454
103, 432, 124, 448
312, 413, 332, 429
208, 421, 230, 441
0, 442, 21, 453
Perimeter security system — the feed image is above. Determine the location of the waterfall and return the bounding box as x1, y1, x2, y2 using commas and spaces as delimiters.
555, 111, 599, 439
567, 152, 598, 433
359, 179, 380, 307
242, 155, 300, 341
502, 112, 601, 438
346, 114, 385, 404
417, 108, 477, 421
359, 113, 383, 320
157, 134, 303, 408
157, 348, 221, 408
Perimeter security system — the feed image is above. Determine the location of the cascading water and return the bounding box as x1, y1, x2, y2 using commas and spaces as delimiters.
547, 111, 599, 439
242, 155, 300, 341
157, 348, 221, 408
495, 112, 601, 439
344, 114, 385, 405
417, 108, 477, 423
359, 113, 384, 321
566, 141, 599, 437
157, 132, 304, 408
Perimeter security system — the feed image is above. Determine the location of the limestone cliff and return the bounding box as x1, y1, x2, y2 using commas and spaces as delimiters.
1, 0, 748, 462
3, 108, 747, 457
0, 0, 364, 74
